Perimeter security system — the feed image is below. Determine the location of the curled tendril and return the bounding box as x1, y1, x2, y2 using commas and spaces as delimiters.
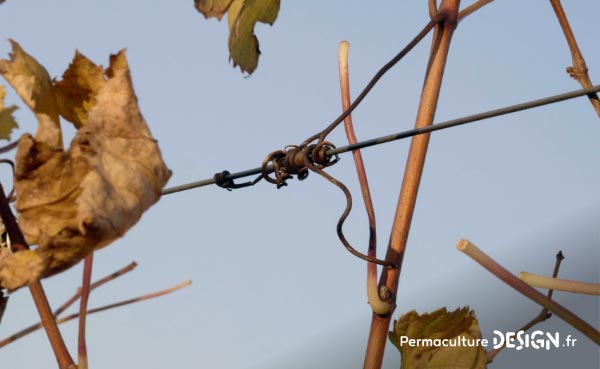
302, 153, 396, 268
261, 140, 392, 266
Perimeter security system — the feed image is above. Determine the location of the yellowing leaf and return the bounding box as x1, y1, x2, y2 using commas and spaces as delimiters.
0, 85, 18, 141
0, 49, 172, 291
0, 40, 62, 149
389, 307, 487, 369
229, 0, 279, 74
226, 0, 244, 30
195, 0, 280, 74
54, 51, 105, 128
195, 0, 236, 20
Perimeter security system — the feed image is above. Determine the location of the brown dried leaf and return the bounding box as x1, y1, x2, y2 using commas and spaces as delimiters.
0, 48, 171, 291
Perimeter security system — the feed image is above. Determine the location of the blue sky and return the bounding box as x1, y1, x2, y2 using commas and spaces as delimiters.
0, 1, 598, 368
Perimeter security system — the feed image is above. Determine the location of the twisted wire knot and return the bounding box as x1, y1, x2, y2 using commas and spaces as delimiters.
261, 141, 339, 189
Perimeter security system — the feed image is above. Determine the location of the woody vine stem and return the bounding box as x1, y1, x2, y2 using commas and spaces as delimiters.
363, 1, 460, 368
0, 182, 75, 369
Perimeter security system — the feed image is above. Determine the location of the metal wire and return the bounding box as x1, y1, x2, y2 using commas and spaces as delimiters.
162, 84, 600, 195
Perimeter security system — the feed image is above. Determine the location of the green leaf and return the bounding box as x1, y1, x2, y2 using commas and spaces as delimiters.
0, 85, 18, 141
195, 0, 280, 74
389, 307, 487, 369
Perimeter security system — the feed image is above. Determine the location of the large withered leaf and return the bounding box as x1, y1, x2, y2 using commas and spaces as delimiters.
195, 0, 280, 74
0, 40, 62, 149
0, 47, 171, 291
389, 307, 487, 369
0, 85, 19, 141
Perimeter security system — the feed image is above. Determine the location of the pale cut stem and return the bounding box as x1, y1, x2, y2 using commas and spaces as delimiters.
487, 251, 564, 363
519, 272, 600, 296
457, 239, 600, 344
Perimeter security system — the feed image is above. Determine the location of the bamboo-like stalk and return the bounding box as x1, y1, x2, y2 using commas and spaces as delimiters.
457, 239, 600, 344
519, 272, 600, 296
362, 2, 460, 368
0, 183, 75, 369
487, 251, 564, 363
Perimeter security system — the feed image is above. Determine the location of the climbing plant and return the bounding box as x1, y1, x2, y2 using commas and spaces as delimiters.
0, 1, 598, 369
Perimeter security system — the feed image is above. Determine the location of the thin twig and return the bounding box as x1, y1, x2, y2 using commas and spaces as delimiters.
428, 0, 438, 19
457, 240, 600, 344
0, 280, 191, 347
487, 250, 564, 363
77, 253, 94, 369
301, 15, 442, 146
0, 140, 20, 154
0, 140, 19, 154
548, 0, 600, 117
338, 41, 392, 315
0, 182, 75, 369
68, 280, 192, 317
363, 2, 460, 369
53, 262, 138, 318
0, 262, 138, 348
0, 292, 7, 326
458, 0, 494, 21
